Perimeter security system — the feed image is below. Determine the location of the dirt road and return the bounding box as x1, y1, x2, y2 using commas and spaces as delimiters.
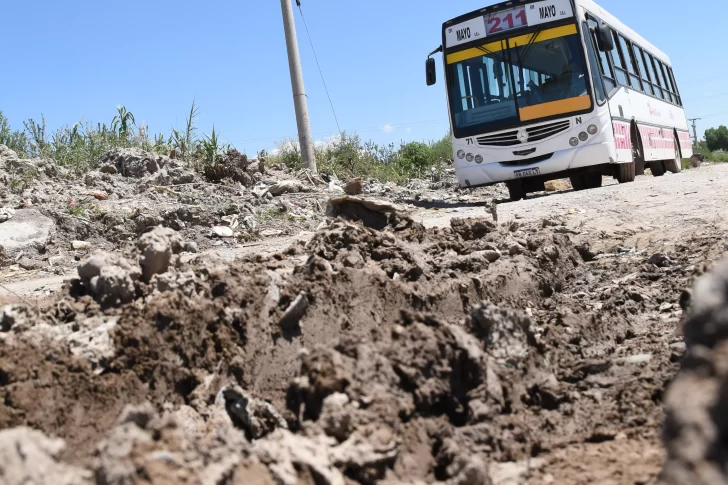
4, 164, 726, 303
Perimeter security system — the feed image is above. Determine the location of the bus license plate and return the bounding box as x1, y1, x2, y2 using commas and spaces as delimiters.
514, 167, 540, 178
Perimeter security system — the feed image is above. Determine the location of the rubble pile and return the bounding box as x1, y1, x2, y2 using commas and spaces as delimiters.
0, 192, 713, 484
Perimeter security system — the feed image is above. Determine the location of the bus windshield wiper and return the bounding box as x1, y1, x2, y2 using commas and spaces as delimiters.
513, 25, 545, 67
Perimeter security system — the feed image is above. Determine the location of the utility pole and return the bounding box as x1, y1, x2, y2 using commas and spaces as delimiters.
280, 0, 317, 172
688, 118, 701, 148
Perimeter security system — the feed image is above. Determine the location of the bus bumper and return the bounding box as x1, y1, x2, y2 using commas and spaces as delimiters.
455, 141, 617, 187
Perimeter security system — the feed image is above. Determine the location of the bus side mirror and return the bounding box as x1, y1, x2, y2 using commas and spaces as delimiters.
426, 57, 437, 86
596, 22, 614, 52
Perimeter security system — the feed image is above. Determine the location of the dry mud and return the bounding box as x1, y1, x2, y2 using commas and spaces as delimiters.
1, 193, 725, 485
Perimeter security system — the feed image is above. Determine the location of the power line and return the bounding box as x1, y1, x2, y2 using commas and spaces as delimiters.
296, 2, 342, 135
681, 76, 720, 85
685, 91, 728, 102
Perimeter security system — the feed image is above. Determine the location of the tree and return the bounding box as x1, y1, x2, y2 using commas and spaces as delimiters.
704, 125, 728, 151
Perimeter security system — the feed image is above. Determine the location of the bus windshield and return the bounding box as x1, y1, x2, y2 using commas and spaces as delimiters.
447, 25, 592, 138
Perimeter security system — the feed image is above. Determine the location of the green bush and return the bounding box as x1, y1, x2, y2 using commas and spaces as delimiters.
270, 131, 453, 183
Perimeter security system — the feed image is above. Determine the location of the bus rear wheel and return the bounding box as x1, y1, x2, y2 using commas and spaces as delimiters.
505, 180, 526, 202
570, 171, 602, 191
665, 147, 682, 174
650, 162, 666, 177
615, 162, 636, 183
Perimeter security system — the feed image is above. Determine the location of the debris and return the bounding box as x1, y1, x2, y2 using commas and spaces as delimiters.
482, 249, 502, 262
261, 229, 283, 237
326, 196, 409, 230
137, 226, 184, 282
650, 253, 672, 268
0, 209, 55, 255
86, 190, 108, 200
72, 240, 92, 250
279, 292, 309, 330
212, 226, 234, 238
269, 180, 306, 196
344, 178, 363, 195
77, 251, 141, 305
217, 385, 287, 440
185, 241, 199, 253
328, 181, 345, 195
0, 207, 15, 222
545, 179, 570, 192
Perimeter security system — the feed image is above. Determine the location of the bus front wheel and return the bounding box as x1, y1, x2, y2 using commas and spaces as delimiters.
615, 162, 636, 183
506, 180, 526, 202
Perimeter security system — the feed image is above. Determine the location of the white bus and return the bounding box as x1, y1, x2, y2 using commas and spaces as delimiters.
426, 0, 692, 201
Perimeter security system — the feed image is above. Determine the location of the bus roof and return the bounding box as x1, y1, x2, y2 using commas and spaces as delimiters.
577, 0, 671, 65
443, 0, 672, 65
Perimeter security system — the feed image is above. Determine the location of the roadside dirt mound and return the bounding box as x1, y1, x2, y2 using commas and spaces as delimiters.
0, 205, 718, 483
660, 257, 728, 485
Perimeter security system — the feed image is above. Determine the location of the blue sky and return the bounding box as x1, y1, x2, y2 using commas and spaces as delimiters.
0, 1, 725, 153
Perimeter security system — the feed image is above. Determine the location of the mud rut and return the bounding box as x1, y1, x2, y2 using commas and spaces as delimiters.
0, 202, 725, 484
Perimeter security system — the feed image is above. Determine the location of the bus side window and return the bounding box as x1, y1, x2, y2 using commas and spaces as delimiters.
583, 22, 607, 104
658, 61, 675, 104
655, 60, 673, 103
668, 67, 682, 106
646, 53, 664, 100
633, 45, 654, 96
610, 31, 630, 87
591, 30, 616, 93
619, 35, 642, 92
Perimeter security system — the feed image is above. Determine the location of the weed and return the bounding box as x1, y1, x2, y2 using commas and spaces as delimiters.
9, 167, 38, 194
112, 105, 136, 141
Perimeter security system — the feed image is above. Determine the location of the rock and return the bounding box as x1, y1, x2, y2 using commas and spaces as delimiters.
150, 270, 197, 296
482, 250, 502, 262
0, 145, 20, 166
100, 148, 160, 177
279, 292, 309, 330
690, 153, 705, 168
319, 393, 353, 441
328, 181, 345, 195
0, 209, 55, 255
72, 240, 92, 250
136, 226, 184, 282
99, 164, 117, 175
17, 257, 40, 270
64, 316, 119, 374
542, 245, 560, 261
217, 385, 287, 440
261, 229, 283, 237
344, 178, 363, 195
545, 179, 570, 192
212, 226, 234, 238
185, 241, 198, 253
0, 207, 15, 222
470, 302, 533, 364
269, 180, 306, 196
0, 427, 91, 485
508, 244, 523, 256
650, 253, 672, 268
77, 251, 142, 305
326, 196, 409, 230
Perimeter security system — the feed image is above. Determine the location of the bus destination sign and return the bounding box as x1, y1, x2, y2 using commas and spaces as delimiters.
446, 0, 574, 47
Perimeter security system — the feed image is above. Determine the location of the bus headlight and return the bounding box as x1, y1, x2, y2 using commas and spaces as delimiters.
474, 154, 483, 164
457, 150, 466, 159
569, 137, 579, 147
587, 124, 598, 135
578, 132, 589, 142
466, 153, 474, 162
